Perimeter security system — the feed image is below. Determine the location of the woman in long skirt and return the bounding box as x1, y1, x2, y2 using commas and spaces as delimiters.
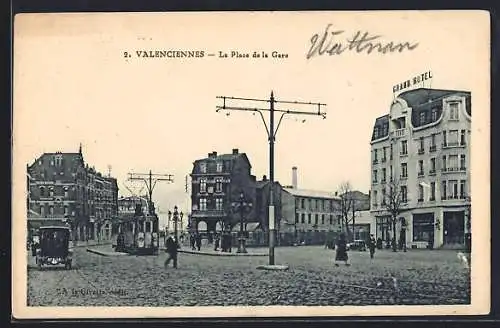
334, 233, 350, 266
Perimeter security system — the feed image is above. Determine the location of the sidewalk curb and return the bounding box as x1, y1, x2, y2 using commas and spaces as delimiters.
73, 242, 112, 248
178, 249, 267, 257
86, 248, 129, 257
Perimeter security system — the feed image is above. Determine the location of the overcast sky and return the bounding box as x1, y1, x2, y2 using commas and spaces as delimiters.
14, 11, 488, 225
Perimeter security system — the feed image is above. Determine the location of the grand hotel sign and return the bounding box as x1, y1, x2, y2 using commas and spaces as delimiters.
393, 70, 433, 94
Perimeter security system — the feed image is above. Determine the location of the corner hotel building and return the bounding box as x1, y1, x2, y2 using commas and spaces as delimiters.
370, 88, 471, 249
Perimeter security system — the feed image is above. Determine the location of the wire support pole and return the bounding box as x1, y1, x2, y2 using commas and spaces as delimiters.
216, 91, 327, 265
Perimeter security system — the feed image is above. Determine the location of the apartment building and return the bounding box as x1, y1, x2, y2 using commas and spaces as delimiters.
190, 149, 257, 234
370, 88, 471, 249
27, 145, 119, 241
281, 167, 343, 244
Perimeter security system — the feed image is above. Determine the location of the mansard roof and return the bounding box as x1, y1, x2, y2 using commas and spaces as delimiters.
397, 88, 471, 128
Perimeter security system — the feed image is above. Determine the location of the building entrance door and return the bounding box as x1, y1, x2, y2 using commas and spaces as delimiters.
443, 211, 465, 245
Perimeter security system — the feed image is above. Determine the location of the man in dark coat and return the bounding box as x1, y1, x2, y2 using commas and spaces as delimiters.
195, 234, 202, 251
368, 234, 377, 259
214, 233, 220, 251
164, 236, 178, 269
190, 233, 196, 250
334, 232, 350, 266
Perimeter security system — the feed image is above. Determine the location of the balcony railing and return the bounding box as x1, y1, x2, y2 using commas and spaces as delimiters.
418, 148, 425, 155
443, 142, 463, 148
442, 195, 460, 200
429, 169, 436, 175
429, 145, 437, 152
417, 198, 424, 203
381, 157, 387, 163
372, 159, 379, 165
443, 167, 467, 173
191, 209, 226, 217
392, 128, 407, 138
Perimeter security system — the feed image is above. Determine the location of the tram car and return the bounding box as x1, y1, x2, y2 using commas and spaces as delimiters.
113, 212, 160, 255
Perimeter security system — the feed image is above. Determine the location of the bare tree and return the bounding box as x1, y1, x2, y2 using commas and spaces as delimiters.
381, 178, 405, 252
337, 181, 358, 241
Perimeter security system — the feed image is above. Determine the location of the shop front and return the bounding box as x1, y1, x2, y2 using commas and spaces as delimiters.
411, 213, 435, 249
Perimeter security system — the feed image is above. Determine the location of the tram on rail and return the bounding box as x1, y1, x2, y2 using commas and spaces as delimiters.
112, 207, 160, 255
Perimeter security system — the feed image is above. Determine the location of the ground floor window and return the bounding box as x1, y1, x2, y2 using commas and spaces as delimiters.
376, 216, 391, 241
412, 213, 434, 242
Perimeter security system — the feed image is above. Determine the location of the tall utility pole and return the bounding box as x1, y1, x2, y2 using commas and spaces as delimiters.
128, 170, 174, 215
216, 91, 326, 266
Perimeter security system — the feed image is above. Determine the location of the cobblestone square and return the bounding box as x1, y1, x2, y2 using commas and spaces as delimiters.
27, 246, 470, 306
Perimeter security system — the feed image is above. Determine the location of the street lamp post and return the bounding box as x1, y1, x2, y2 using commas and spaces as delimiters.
172, 206, 183, 246
167, 210, 172, 246
233, 192, 252, 253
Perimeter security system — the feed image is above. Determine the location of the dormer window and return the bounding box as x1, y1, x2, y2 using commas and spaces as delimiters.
431, 107, 439, 121
200, 163, 207, 173
419, 111, 427, 125
449, 102, 459, 120
54, 154, 63, 166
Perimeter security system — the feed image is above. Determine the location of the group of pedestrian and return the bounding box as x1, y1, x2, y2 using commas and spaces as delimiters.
220, 231, 232, 252
189, 233, 202, 251
333, 233, 378, 266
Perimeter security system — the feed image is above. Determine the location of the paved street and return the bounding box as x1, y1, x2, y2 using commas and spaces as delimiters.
27, 246, 470, 306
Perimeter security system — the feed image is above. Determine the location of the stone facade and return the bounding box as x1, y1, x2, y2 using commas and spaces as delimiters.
370, 88, 471, 249
27, 146, 118, 241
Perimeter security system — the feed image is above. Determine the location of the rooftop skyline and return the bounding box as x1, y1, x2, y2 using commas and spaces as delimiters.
14, 12, 487, 216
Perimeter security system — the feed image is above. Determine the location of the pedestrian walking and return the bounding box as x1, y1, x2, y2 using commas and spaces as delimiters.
368, 234, 377, 259
334, 232, 350, 266
214, 233, 220, 251
164, 235, 179, 269
195, 234, 202, 251
190, 233, 196, 250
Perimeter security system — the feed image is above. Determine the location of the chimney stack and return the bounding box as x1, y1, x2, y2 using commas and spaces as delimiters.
232, 148, 239, 155
292, 166, 298, 189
